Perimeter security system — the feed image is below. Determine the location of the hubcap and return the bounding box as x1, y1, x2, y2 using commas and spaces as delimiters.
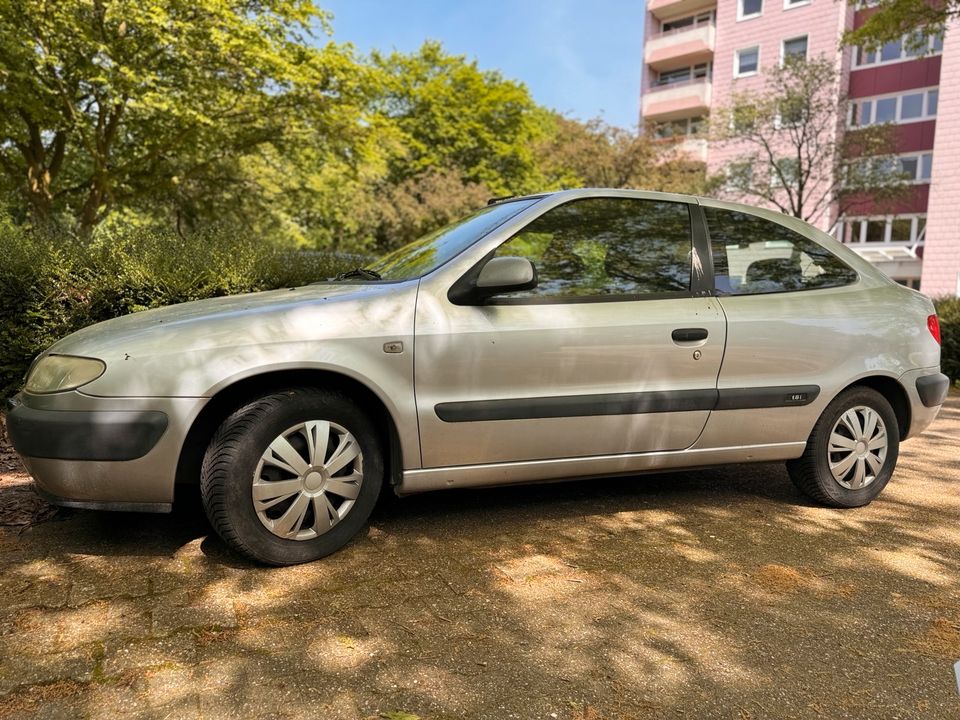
827, 406, 887, 490
252, 421, 363, 541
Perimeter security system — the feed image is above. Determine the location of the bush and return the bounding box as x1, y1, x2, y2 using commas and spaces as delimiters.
934, 297, 960, 384
0, 218, 366, 398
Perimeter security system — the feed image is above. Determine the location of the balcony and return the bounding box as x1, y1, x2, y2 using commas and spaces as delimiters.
648, 0, 716, 21
642, 78, 712, 121
645, 23, 715, 71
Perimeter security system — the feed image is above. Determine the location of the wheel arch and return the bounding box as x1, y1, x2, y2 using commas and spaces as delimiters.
174, 369, 405, 496
837, 375, 912, 441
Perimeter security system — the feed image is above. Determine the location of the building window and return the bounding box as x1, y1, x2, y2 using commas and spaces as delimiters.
653, 116, 706, 139
655, 62, 711, 86
738, 0, 763, 20
854, 31, 943, 67
894, 153, 933, 183
782, 35, 808, 63
735, 46, 760, 76
847, 152, 934, 185
849, 87, 939, 126
661, 10, 715, 34
840, 215, 927, 245
784, 0, 810, 8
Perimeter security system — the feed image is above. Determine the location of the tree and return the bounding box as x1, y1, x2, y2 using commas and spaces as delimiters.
369, 42, 546, 197
0, 0, 367, 232
535, 113, 708, 194
844, 0, 956, 50
709, 55, 906, 227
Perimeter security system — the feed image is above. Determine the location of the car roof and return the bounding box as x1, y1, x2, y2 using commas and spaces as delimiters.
499, 188, 824, 234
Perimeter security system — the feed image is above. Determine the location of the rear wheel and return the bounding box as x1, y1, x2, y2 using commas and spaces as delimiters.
787, 386, 899, 508
200, 387, 383, 565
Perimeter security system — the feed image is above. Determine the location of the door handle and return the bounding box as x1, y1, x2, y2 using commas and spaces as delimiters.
672, 328, 708, 342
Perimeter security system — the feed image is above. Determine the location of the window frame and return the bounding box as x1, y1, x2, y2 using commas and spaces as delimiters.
660, 9, 715, 34
700, 205, 860, 297
838, 214, 927, 245
853, 31, 944, 68
734, 46, 761, 77
847, 86, 939, 127
452, 196, 712, 306
783, 0, 811, 9
738, 0, 764, 21
781, 34, 808, 64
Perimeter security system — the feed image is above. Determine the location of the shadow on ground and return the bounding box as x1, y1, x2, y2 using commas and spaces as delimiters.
0, 400, 958, 719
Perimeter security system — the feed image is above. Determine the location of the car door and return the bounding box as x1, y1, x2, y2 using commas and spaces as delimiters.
413, 194, 727, 469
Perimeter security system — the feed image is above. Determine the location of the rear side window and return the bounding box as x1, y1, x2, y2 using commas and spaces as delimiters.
493, 197, 694, 300
704, 207, 857, 295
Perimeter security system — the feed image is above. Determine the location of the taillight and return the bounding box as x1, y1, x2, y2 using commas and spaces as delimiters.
927, 314, 941, 345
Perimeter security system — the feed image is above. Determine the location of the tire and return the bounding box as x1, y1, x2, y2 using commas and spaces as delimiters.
200, 387, 383, 565
786, 386, 899, 508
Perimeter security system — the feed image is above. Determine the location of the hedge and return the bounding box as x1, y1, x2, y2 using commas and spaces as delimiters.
0, 218, 364, 398
934, 296, 960, 385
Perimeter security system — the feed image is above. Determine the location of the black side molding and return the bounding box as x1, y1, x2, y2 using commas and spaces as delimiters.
916, 373, 950, 408
435, 385, 821, 423
715, 385, 820, 410
6, 399, 168, 461
436, 389, 719, 422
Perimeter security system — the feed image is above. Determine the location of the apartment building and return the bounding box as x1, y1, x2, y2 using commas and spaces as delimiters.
641, 0, 960, 297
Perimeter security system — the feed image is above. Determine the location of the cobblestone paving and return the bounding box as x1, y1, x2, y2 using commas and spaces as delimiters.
0, 398, 958, 719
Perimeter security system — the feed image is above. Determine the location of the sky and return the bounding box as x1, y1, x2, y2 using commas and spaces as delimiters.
321, 0, 647, 130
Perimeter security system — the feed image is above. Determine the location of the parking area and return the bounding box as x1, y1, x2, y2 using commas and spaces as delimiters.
0, 397, 958, 719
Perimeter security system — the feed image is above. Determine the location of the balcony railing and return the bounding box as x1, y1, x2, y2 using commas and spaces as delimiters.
642, 77, 712, 120
645, 23, 715, 70
647, 76, 712, 92
657, 20, 715, 39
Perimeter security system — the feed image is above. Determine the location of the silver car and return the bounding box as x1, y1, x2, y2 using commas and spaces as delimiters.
7, 189, 949, 565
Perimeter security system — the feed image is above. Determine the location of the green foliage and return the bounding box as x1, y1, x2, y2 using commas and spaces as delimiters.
371, 41, 545, 195
0, 216, 363, 398
934, 297, 960, 383
0, 0, 367, 231
536, 114, 707, 194
844, 0, 956, 50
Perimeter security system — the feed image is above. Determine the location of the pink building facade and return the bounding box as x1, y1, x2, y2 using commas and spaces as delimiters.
640, 0, 960, 297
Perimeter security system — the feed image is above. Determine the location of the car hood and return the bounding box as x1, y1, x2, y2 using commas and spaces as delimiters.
49, 282, 399, 358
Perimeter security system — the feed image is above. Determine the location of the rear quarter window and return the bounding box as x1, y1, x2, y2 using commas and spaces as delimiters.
704, 207, 857, 295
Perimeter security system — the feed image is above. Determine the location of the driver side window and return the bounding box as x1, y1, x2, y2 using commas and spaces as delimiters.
492, 197, 694, 301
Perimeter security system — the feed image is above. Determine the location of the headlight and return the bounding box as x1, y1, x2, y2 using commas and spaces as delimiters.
25, 354, 106, 394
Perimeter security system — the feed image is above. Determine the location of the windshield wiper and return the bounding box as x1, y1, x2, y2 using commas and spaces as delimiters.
334, 267, 382, 281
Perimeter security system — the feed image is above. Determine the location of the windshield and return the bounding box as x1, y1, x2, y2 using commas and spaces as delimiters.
369, 198, 539, 281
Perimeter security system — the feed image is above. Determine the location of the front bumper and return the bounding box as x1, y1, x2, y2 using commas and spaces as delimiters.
7, 398, 168, 461
6, 391, 207, 511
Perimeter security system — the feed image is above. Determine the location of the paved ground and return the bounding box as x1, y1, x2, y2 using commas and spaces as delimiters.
0, 399, 958, 720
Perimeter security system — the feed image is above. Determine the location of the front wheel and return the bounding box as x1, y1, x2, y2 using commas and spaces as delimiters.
787, 386, 899, 508
200, 387, 383, 565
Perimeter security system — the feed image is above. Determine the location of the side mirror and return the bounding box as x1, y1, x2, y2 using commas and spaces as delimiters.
473, 256, 538, 301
